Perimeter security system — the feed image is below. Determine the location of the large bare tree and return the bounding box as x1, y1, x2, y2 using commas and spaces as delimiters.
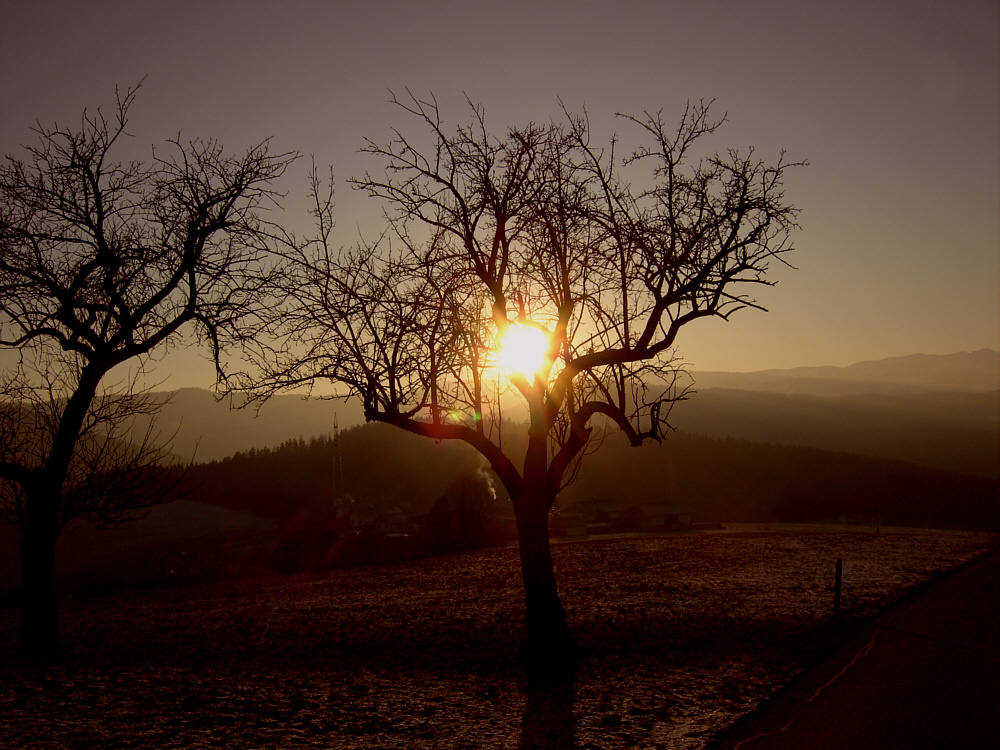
0, 84, 295, 658
237, 94, 801, 670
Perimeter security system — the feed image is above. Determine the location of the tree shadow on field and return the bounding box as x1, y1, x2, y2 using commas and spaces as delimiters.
518, 674, 577, 749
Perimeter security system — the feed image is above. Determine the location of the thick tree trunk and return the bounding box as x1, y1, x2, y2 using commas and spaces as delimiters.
16, 367, 101, 659
18, 486, 61, 659
512, 488, 576, 675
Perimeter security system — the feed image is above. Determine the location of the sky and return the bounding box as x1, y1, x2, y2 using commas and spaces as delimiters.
1, 0, 997, 386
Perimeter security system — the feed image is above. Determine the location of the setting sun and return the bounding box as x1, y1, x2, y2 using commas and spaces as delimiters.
498, 323, 550, 379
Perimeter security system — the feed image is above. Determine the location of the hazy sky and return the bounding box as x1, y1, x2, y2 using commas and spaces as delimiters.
2, 0, 997, 385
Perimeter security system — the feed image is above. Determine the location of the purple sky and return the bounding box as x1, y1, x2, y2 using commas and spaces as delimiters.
2, 0, 997, 385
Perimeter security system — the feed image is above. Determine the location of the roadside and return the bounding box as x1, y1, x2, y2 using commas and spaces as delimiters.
709, 546, 1000, 749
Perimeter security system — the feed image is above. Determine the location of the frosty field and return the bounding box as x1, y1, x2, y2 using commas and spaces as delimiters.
1, 524, 994, 749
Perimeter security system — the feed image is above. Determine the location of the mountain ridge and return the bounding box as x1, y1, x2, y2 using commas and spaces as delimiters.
689, 348, 999, 395
141, 350, 999, 477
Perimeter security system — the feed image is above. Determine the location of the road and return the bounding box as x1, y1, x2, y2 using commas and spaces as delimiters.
711, 546, 1000, 749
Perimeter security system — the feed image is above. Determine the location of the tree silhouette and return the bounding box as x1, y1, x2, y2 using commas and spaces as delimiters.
237, 93, 801, 670
0, 83, 295, 657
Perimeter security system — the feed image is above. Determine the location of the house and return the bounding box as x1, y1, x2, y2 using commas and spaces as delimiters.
621, 502, 695, 532
555, 498, 629, 537
347, 504, 415, 536
375, 505, 413, 536
547, 509, 587, 538
486, 514, 519, 545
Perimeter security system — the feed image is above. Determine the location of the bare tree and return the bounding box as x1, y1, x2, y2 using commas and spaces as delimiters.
1, 359, 176, 529
237, 94, 802, 671
0, 83, 296, 658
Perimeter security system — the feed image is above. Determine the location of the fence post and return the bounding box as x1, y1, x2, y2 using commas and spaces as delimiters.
833, 558, 843, 617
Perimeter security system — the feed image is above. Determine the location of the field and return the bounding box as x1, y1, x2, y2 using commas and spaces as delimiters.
1, 525, 995, 749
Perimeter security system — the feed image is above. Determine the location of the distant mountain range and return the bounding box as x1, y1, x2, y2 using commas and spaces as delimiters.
688, 348, 999, 396
149, 350, 999, 478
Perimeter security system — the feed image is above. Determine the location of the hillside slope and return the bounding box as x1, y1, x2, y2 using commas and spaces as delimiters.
667, 388, 999, 478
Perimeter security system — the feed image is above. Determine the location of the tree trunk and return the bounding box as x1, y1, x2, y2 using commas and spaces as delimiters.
512, 487, 576, 675
17, 367, 101, 659
18, 484, 61, 659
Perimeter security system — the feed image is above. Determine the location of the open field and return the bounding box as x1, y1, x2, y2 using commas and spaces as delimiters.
1, 525, 995, 749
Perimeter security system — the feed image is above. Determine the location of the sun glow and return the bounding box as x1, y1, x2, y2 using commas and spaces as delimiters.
497, 323, 550, 380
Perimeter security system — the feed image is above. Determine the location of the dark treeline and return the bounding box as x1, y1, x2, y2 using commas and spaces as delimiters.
178, 423, 502, 572
183, 423, 999, 535
667, 387, 1000, 479
182, 422, 487, 518
559, 431, 1000, 530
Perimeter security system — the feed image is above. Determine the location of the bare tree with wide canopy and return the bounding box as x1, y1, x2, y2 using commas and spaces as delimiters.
0, 84, 296, 658
237, 93, 801, 670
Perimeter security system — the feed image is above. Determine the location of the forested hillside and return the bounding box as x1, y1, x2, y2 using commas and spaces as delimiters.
558, 431, 999, 529
666, 388, 998, 478
182, 423, 486, 518
181, 425, 999, 532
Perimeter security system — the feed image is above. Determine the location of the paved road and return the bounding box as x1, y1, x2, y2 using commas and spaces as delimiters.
711, 547, 1000, 750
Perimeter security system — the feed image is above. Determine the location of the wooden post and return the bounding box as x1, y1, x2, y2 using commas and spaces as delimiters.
834, 558, 843, 617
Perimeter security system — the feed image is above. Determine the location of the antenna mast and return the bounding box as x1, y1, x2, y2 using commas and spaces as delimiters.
332, 413, 345, 500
